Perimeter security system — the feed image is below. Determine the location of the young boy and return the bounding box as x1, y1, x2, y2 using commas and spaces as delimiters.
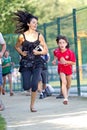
2, 50, 14, 96
0, 32, 6, 111
52, 35, 76, 105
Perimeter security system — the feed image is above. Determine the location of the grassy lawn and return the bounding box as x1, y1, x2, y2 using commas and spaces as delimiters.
49, 79, 87, 88
5, 78, 87, 91
0, 114, 6, 130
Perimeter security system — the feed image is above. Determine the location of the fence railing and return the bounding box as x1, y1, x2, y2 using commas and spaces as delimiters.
3, 6, 87, 96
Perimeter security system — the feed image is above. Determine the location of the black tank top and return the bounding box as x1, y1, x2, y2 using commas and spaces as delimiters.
20, 33, 43, 68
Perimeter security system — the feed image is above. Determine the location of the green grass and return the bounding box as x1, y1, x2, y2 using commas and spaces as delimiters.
0, 114, 6, 130
49, 79, 87, 88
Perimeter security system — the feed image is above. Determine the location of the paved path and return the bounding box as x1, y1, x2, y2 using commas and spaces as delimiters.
1, 92, 87, 130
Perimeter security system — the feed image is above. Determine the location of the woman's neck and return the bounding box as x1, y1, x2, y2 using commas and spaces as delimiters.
25, 29, 38, 42
27, 29, 36, 34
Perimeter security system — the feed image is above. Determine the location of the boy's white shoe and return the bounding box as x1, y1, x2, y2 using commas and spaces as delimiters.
63, 98, 68, 105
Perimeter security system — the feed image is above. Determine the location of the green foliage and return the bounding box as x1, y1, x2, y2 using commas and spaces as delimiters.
81, 38, 87, 64
0, 114, 6, 130
0, 0, 87, 65
0, 0, 38, 34
0, 0, 87, 34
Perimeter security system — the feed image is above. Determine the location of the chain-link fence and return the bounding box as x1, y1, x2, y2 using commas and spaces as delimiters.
3, 6, 87, 95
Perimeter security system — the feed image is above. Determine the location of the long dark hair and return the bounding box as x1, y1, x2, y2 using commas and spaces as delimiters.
13, 10, 38, 33
56, 35, 70, 48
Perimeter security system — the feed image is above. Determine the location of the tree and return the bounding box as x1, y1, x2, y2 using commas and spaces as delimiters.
0, 0, 87, 34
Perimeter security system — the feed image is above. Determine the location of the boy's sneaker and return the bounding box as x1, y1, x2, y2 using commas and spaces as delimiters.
56, 94, 64, 99
10, 92, 14, 96
2, 88, 5, 95
39, 94, 44, 99
63, 98, 68, 105
39, 91, 47, 99
43, 91, 47, 98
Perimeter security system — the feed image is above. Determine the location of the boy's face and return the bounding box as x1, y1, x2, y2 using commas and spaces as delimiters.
4, 51, 9, 57
58, 39, 67, 50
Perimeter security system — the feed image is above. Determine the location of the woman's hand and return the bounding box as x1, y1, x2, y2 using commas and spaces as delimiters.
33, 49, 41, 55
22, 51, 27, 57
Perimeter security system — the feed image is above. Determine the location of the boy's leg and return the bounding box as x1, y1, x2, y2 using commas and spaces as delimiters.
66, 75, 72, 96
8, 74, 14, 96
2, 76, 6, 95
60, 73, 68, 104
30, 68, 42, 112
56, 79, 64, 98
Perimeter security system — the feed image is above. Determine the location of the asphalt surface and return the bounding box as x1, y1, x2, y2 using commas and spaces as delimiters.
1, 92, 87, 130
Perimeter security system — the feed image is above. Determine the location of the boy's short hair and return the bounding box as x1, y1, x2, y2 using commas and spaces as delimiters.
56, 35, 69, 48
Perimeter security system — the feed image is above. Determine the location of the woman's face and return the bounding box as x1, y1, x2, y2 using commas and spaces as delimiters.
58, 39, 68, 50
28, 18, 38, 31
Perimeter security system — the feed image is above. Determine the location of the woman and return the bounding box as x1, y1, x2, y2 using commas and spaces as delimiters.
14, 10, 48, 112
52, 35, 76, 105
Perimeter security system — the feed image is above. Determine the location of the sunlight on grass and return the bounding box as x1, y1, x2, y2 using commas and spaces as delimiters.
49, 78, 87, 87
0, 114, 6, 130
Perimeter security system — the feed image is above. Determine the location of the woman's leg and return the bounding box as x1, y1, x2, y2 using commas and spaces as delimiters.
30, 68, 42, 112
39, 70, 47, 99
41, 70, 47, 90
21, 70, 32, 91
38, 74, 42, 93
30, 91, 37, 112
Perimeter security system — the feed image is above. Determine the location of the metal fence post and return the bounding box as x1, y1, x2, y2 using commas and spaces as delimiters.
43, 23, 47, 42
73, 8, 81, 96
57, 17, 60, 35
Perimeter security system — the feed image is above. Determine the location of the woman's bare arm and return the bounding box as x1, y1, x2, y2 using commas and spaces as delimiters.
15, 34, 27, 57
